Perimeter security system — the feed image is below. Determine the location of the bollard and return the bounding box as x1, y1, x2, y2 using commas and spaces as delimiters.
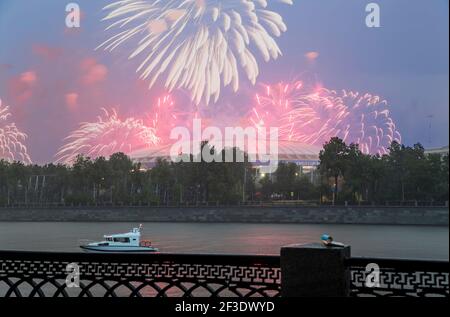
281, 243, 351, 297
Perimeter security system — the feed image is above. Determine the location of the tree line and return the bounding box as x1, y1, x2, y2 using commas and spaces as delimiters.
0, 144, 254, 206
317, 137, 449, 204
0, 139, 448, 206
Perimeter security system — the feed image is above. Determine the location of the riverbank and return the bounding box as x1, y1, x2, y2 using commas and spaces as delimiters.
0, 206, 448, 226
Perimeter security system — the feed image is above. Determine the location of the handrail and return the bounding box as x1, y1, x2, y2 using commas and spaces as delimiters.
346, 256, 449, 271
0, 250, 281, 266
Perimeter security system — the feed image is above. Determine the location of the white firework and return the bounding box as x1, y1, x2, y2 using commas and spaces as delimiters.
0, 99, 31, 164
56, 108, 160, 164
99, 0, 293, 105
332, 90, 402, 155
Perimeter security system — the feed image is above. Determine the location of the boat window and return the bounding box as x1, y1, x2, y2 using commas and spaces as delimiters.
113, 237, 130, 243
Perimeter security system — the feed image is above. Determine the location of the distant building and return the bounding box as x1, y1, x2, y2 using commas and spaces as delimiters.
425, 146, 449, 156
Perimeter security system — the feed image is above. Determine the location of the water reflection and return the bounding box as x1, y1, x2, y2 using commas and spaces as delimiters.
0, 222, 447, 260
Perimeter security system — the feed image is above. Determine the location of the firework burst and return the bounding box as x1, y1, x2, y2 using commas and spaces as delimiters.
149, 94, 191, 141
250, 81, 402, 155
251, 81, 306, 134
0, 99, 31, 163
99, 0, 293, 105
147, 93, 200, 144
56, 108, 159, 164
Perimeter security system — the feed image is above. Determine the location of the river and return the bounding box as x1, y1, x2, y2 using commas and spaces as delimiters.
0, 222, 448, 260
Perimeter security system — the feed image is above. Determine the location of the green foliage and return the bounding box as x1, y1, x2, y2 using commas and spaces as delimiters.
318, 138, 449, 204
0, 145, 256, 205
0, 139, 447, 206
319, 137, 349, 200
259, 162, 320, 201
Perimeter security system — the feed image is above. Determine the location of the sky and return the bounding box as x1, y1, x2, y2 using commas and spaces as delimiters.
0, 0, 448, 164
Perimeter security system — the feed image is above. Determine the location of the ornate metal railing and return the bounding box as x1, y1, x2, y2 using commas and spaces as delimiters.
347, 257, 449, 297
0, 251, 281, 297
1, 251, 448, 297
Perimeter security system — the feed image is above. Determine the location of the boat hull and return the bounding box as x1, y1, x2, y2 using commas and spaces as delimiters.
80, 245, 159, 253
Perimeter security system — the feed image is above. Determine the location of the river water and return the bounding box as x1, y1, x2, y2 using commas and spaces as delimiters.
0, 222, 448, 260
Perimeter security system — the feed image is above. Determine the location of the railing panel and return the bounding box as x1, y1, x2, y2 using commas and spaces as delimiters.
0, 251, 281, 297
346, 257, 449, 297
1, 251, 448, 297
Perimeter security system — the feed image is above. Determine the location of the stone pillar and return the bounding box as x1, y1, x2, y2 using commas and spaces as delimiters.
281, 243, 351, 297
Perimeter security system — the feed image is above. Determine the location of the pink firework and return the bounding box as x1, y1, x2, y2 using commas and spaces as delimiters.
250, 81, 402, 155
0, 99, 31, 163
56, 108, 159, 164
149, 94, 178, 143
148, 94, 200, 144
251, 81, 307, 138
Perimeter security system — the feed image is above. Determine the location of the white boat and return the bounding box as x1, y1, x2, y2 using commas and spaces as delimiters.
80, 225, 159, 253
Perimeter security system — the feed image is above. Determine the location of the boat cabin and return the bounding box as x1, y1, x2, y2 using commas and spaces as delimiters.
101, 227, 141, 247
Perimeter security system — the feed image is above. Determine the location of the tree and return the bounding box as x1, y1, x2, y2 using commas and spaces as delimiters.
0, 141, 447, 206
92, 157, 111, 203
274, 162, 298, 199
259, 175, 274, 200
151, 158, 174, 205
294, 176, 319, 200
342, 144, 370, 203
319, 137, 349, 202
109, 152, 133, 203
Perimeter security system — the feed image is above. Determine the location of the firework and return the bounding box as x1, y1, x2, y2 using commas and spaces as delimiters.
0, 99, 31, 163
99, 0, 293, 105
251, 81, 306, 137
56, 108, 160, 164
147, 94, 200, 143
150, 95, 176, 135
251, 81, 402, 155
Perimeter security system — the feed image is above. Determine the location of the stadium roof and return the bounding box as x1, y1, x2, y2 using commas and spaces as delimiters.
130, 139, 321, 166
425, 145, 449, 155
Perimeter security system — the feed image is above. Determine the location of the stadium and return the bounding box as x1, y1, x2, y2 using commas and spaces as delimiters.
130, 139, 322, 180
